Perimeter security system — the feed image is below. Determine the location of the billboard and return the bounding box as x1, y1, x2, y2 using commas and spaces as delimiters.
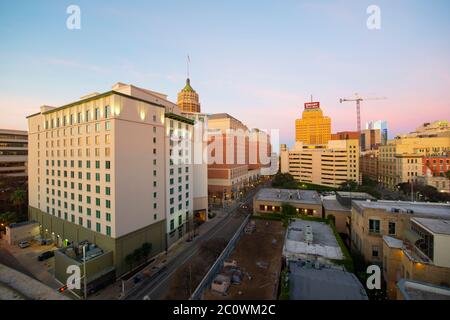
304, 102, 320, 109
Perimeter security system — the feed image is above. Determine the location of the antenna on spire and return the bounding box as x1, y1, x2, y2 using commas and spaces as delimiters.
310, 94, 313, 102
186, 54, 191, 79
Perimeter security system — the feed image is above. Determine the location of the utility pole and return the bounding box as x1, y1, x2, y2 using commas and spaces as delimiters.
83, 244, 87, 300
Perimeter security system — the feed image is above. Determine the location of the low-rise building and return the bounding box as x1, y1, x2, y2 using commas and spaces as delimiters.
351, 200, 450, 265
382, 217, 450, 299
5, 221, 39, 245
253, 188, 322, 218
396, 279, 450, 300
283, 219, 343, 262
322, 191, 375, 236
288, 259, 368, 300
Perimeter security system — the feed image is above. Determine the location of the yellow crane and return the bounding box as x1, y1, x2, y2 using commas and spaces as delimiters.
339, 94, 387, 132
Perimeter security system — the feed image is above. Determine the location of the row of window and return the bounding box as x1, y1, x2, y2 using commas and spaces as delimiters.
47, 208, 112, 235
368, 219, 396, 235
45, 106, 111, 129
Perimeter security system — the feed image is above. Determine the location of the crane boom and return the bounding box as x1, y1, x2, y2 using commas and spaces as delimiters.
339, 94, 386, 133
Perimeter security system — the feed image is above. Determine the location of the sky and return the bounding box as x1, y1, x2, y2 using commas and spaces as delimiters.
1, 0, 449, 148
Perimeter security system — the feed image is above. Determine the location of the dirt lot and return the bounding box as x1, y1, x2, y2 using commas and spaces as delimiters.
204, 219, 285, 300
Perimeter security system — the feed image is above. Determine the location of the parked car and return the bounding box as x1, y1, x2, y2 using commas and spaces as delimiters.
38, 250, 54, 261
18, 241, 30, 249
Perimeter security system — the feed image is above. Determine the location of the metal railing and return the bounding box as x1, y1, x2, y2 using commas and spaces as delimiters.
189, 214, 250, 300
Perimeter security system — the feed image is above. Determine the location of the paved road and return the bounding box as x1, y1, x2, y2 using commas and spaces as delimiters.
126, 183, 266, 300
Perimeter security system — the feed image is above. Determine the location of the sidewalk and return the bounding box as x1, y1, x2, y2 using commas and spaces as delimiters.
90, 208, 231, 300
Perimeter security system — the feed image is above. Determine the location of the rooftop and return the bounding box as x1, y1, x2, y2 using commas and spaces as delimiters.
255, 188, 321, 205
412, 217, 450, 235
397, 279, 450, 300
288, 260, 368, 300
322, 197, 350, 212
283, 219, 343, 260
353, 200, 450, 219
383, 235, 404, 249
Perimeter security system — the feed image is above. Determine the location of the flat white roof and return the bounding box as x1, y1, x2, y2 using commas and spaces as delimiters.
255, 188, 321, 205
412, 217, 450, 235
283, 219, 343, 260
397, 279, 450, 300
353, 200, 450, 218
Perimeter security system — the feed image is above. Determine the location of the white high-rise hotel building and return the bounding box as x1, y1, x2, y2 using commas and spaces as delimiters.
27, 82, 206, 275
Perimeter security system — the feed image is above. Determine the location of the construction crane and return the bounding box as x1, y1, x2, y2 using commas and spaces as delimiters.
339, 94, 387, 132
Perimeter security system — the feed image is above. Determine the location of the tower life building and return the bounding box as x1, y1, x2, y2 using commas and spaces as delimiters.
177, 78, 201, 113
295, 102, 331, 145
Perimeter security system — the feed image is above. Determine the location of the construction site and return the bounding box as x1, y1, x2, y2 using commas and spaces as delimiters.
204, 219, 285, 300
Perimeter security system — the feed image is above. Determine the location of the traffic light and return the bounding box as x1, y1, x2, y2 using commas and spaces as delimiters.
58, 284, 68, 293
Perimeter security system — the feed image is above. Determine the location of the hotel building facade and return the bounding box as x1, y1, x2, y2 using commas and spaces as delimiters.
27, 82, 198, 275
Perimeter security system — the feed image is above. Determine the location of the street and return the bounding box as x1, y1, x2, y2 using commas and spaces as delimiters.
125, 182, 267, 300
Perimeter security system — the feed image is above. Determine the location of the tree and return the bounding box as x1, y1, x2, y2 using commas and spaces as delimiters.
327, 214, 336, 226
0, 211, 18, 226
141, 242, 152, 262
133, 248, 144, 264
272, 173, 297, 189
10, 189, 26, 218
281, 203, 296, 216
125, 253, 134, 271
340, 180, 358, 191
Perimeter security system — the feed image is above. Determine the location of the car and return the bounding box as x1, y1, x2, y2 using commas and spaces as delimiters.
18, 241, 30, 249
38, 250, 54, 261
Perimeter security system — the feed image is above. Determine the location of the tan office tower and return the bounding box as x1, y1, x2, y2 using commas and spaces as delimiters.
177, 78, 201, 113
295, 102, 331, 144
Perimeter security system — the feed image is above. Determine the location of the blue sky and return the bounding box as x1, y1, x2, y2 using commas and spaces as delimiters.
1, 0, 449, 147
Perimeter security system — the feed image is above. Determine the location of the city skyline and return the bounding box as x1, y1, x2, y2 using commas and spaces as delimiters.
1, 0, 450, 148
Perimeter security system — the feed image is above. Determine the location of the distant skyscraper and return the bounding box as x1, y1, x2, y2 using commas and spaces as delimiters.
366, 120, 388, 145
177, 78, 201, 113
295, 102, 331, 144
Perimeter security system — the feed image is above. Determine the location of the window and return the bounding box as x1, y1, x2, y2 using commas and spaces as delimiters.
106, 213, 111, 221
372, 245, 379, 257
95, 108, 100, 120
106, 200, 111, 208
388, 222, 396, 235
105, 121, 111, 131
96, 223, 101, 233
105, 105, 111, 118
170, 219, 174, 231
369, 219, 380, 234
105, 161, 111, 169
96, 185, 100, 193
87, 220, 91, 229
95, 161, 100, 169
106, 187, 111, 195
96, 210, 101, 219
106, 226, 111, 236
106, 174, 111, 182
